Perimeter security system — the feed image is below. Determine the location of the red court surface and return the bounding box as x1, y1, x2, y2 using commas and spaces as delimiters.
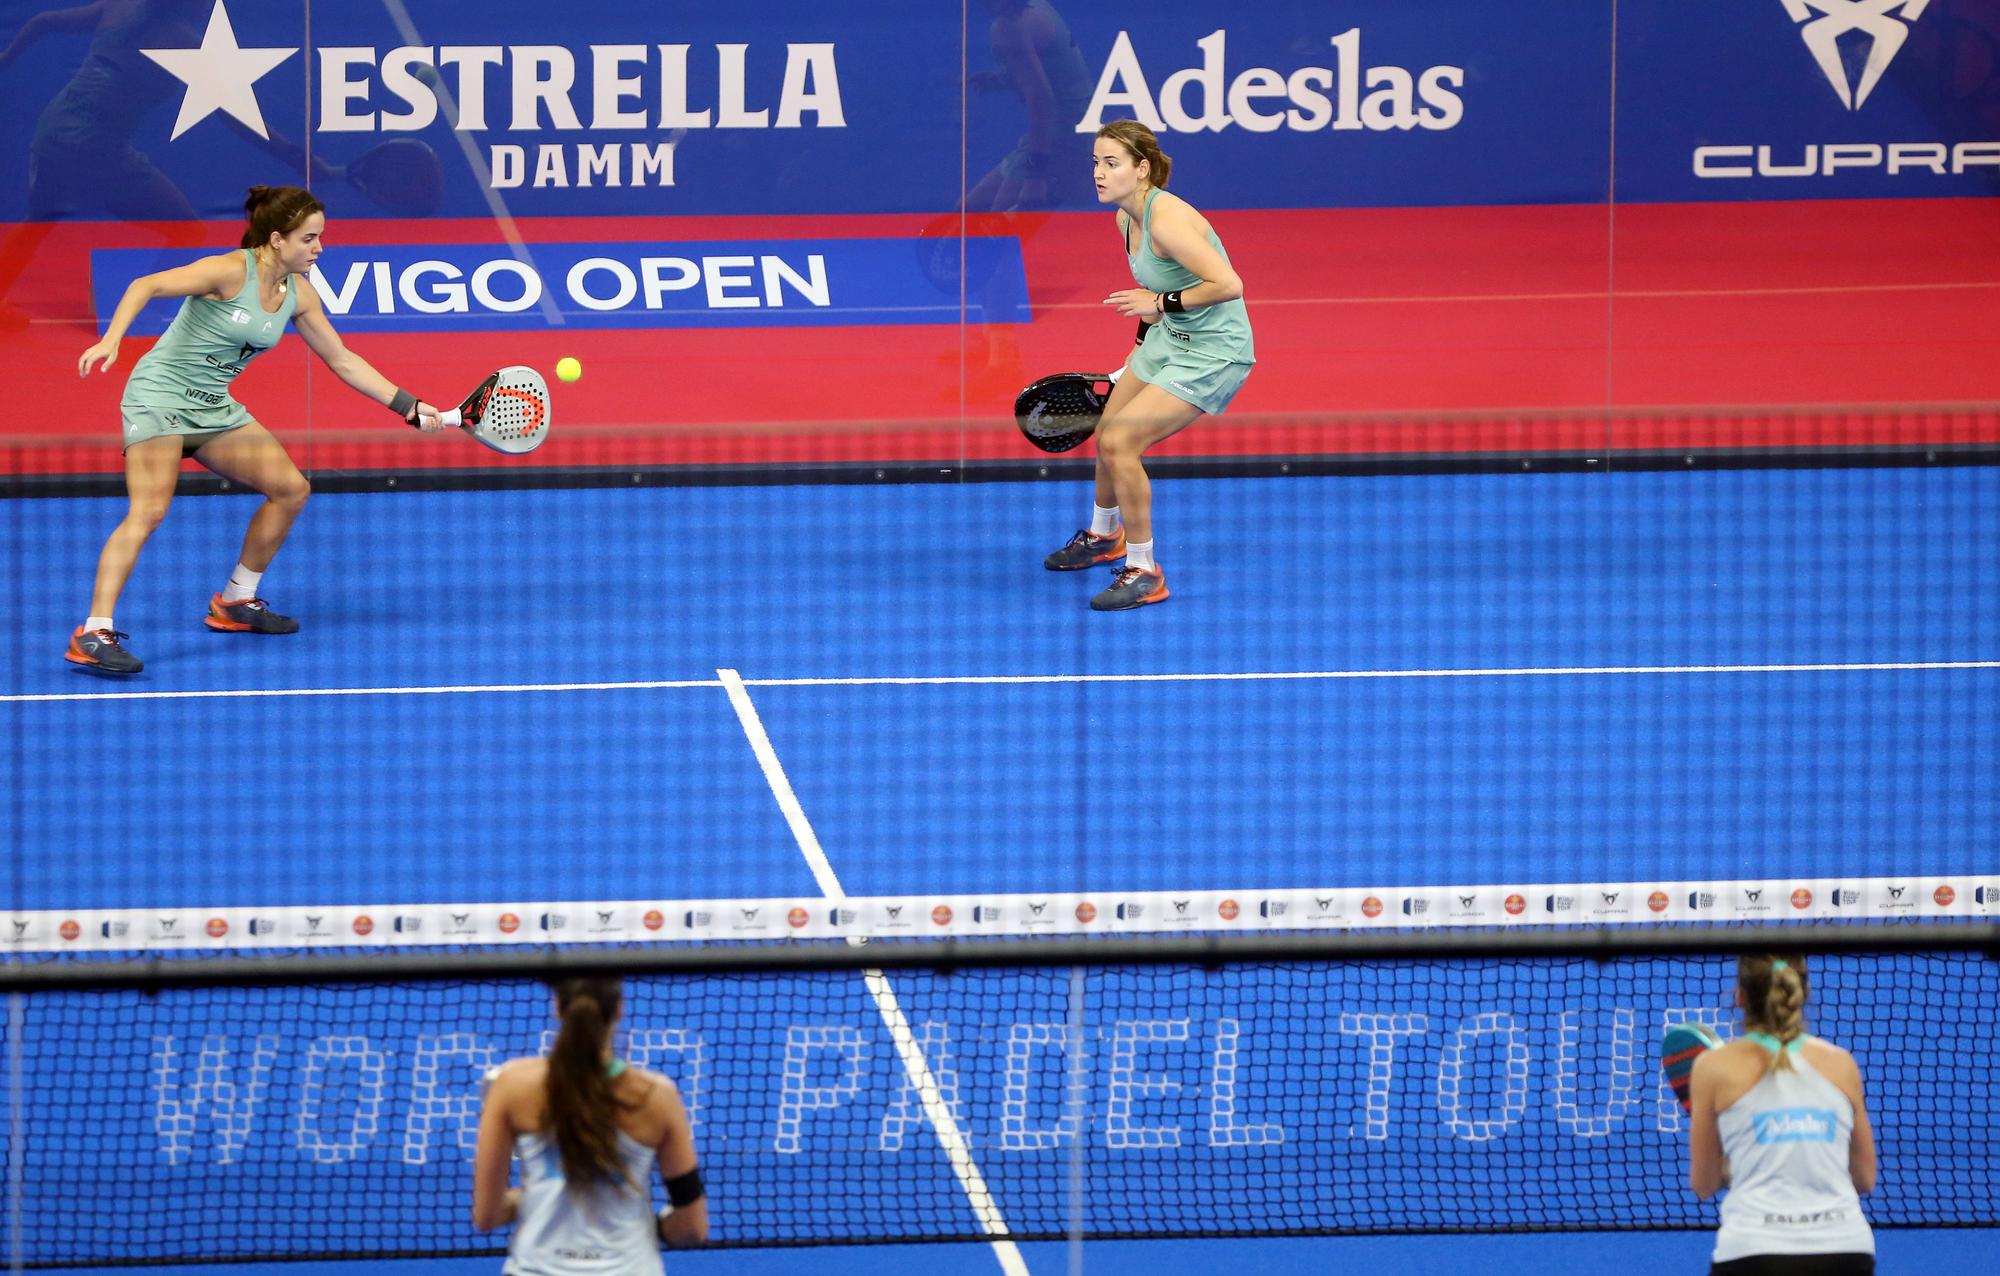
3, 198, 1996, 474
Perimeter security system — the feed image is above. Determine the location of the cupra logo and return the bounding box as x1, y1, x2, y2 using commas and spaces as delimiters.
1781, 1, 1929, 110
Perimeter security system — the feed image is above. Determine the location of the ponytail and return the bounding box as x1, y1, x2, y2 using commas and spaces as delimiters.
1738, 955, 1809, 1070
545, 976, 634, 1187
1094, 120, 1172, 189
240, 185, 324, 250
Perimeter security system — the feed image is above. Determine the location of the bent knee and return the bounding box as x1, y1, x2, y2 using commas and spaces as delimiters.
124, 503, 172, 532
270, 475, 311, 507
1095, 426, 1146, 464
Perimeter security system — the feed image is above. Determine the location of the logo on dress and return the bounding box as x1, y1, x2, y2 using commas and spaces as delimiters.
1753, 1107, 1837, 1143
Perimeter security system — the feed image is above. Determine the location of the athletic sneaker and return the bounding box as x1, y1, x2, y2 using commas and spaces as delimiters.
1090, 565, 1169, 610
64, 626, 143, 674
1044, 527, 1126, 571
205, 594, 300, 634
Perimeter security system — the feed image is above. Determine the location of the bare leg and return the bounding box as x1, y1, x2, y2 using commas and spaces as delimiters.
1092, 367, 1153, 511
87, 436, 185, 618
1094, 381, 1204, 546
190, 422, 310, 574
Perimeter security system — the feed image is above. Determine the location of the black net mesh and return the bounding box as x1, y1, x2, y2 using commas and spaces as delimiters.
2, 949, 1993, 1266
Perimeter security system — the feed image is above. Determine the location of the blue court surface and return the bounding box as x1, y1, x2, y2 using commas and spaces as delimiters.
45, 1230, 2000, 1276
5, 467, 1998, 1272
5, 467, 1997, 910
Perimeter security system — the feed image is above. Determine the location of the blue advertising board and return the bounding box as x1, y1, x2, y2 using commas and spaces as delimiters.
2, 1, 1991, 223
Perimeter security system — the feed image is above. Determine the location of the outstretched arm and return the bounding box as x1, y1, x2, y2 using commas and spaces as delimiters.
292, 281, 444, 430
78, 252, 239, 376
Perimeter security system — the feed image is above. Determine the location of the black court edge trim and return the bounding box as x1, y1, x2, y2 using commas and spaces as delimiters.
4, 443, 1998, 498
7, 922, 1996, 992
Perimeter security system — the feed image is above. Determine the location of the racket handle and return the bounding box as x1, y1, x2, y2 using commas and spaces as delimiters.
1106, 366, 1124, 385
439, 408, 463, 429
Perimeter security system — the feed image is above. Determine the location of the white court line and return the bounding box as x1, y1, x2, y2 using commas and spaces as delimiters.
1, 679, 719, 704
741, 660, 2000, 687
1035, 279, 2000, 312
6, 660, 1996, 704
716, 669, 1031, 1276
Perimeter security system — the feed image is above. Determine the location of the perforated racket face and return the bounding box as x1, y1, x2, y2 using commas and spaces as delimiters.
469, 366, 551, 454
1014, 374, 1107, 453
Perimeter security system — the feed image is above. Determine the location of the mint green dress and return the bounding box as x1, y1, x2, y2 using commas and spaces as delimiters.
1122, 188, 1254, 415
119, 249, 295, 450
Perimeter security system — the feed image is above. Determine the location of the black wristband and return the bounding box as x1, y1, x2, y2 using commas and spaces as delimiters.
1134, 317, 1151, 346
1160, 290, 1186, 314
390, 388, 418, 422
664, 1166, 705, 1208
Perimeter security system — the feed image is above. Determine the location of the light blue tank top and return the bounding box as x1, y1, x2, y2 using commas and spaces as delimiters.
123, 250, 295, 412
1123, 188, 1254, 364
1712, 1036, 1874, 1262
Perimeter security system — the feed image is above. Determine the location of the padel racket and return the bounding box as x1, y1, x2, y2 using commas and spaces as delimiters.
437, 365, 551, 454
1013, 367, 1122, 453
1661, 1022, 1722, 1113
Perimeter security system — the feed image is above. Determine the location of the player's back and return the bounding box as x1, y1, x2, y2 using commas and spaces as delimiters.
505, 1127, 663, 1276
1713, 1040, 1873, 1262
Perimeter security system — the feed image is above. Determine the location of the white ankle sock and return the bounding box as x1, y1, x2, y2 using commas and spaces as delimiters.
1090, 504, 1121, 538
1125, 539, 1156, 571
222, 564, 262, 604
84, 615, 114, 633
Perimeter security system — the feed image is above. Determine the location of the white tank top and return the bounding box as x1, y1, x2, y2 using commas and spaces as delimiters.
1712, 1036, 1874, 1262
503, 1128, 663, 1276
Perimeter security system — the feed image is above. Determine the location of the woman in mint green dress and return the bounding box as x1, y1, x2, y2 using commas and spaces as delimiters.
1042, 119, 1254, 610
68, 185, 446, 674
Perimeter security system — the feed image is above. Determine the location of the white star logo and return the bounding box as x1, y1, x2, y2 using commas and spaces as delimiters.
141, 1, 296, 141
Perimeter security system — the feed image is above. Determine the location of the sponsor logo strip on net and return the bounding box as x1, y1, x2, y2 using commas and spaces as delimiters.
4, 876, 1992, 953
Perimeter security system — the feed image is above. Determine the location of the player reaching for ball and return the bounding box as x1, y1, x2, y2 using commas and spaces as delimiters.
67, 185, 447, 675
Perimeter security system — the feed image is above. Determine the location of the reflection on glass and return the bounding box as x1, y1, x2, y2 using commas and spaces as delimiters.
956, 0, 1096, 396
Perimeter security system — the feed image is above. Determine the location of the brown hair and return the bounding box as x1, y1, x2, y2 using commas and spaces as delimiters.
240, 185, 324, 250
1738, 954, 1809, 1070
1095, 120, 1172, 189
545, 976, 637, 1186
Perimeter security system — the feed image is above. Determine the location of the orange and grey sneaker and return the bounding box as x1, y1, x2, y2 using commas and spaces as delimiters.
1090, 564, 1169, 610
205, 594, 300, 634
65, 626, 143, 674
1044, 527, 1127, 571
